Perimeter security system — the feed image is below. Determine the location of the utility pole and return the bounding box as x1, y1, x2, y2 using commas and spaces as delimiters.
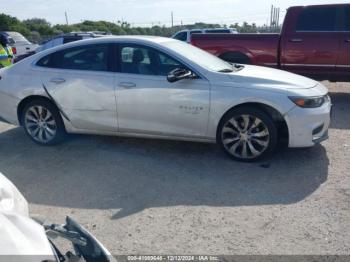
269, 5, 280, 29
270, 5, 273, 27
171, 11, 174, 27
65, 11, 69, 25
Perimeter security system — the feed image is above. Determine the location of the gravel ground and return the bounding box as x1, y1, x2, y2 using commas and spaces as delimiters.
0, 81, 349, 256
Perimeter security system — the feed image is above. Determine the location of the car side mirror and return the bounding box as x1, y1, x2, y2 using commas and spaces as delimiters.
167, 68, 193, 83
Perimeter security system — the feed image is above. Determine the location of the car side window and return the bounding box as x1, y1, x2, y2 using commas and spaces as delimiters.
344, 7, 350, 31
36, 53, 57, 68
173, 32, 187, 42
37, 44, 110, 72
296, 7, 337, 31
119, 45, 183, 76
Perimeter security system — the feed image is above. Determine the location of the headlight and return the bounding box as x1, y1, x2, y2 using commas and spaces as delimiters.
288, 95, 327, 108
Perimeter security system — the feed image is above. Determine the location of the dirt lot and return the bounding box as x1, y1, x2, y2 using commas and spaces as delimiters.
0, 81, 349, 255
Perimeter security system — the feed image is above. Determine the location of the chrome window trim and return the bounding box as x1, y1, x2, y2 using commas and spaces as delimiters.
282, 63, 350, 68
262, 62, 278, 66
282, 64, 335, 67
295, 30, 350, 33
335, 65, 350, 68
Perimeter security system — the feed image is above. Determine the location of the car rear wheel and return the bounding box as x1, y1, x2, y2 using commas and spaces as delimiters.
218, 107, 277, 162
21, 99, 66, 145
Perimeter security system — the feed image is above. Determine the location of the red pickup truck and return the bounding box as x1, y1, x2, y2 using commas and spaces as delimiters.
191, 4, 350, 81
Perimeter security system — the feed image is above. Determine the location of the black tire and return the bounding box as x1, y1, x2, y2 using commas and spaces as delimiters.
21, 98, 66, 145
217, 106, 278, 162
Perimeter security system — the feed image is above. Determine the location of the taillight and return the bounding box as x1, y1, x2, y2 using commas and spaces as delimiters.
11, 47, 17, 55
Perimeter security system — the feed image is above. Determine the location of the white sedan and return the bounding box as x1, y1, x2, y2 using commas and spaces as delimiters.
0, 36, 331, 161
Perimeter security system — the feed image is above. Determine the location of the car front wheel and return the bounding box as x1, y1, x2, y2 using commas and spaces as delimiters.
218, 107, 278, 162
21, 99, 66, 145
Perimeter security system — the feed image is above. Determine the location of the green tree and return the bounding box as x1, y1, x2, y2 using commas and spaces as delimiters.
0, 12, 275, 43
0, 13, 31, 37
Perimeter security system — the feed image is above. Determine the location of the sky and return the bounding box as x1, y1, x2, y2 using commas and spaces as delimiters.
1, 0, 349, 27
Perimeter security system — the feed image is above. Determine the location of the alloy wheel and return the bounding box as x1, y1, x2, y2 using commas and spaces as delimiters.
221, 114, 270, 160
24, 105, 57, 143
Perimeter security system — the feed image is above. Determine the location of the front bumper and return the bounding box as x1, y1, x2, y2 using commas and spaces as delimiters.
313, 129, 329, 144
285, 101, 331, 148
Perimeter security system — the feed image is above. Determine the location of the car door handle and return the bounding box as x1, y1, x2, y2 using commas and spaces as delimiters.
50, 78, 66, 84
344, 39, 350, 43
290, 38, 303, 43
118, 82, 136, 89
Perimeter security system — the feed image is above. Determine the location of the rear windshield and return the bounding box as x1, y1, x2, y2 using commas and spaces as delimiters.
205, 29, 231, 33
6, 32, 31, 44
344, 7, 350, 31
190, 30, 202, 35
63, 36, 83, 44
7, 37, 15, 45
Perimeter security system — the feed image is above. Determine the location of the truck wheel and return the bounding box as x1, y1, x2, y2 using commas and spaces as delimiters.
218, 107, 277, 162
219, 52, 251, 64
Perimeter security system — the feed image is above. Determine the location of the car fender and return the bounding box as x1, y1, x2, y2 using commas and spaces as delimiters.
207, 89, 294, 138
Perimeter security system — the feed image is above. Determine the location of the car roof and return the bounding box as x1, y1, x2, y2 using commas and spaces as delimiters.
36, 35, 176, 56
69, 35, 172, 45
2, 31, 24, 36
0, 32, 11, 38
289, 3, 350, 10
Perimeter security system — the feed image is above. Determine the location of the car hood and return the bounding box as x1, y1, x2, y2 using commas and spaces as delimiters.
0, 173, 55, 259
227, 65, 318, 90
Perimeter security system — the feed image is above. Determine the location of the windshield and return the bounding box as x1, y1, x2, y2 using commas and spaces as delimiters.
163, 40, 236, 72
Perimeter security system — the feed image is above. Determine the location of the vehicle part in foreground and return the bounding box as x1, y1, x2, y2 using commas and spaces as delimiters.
41, 216, 115, 262
0, 172, 115, 262
0, 36, 331, 162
